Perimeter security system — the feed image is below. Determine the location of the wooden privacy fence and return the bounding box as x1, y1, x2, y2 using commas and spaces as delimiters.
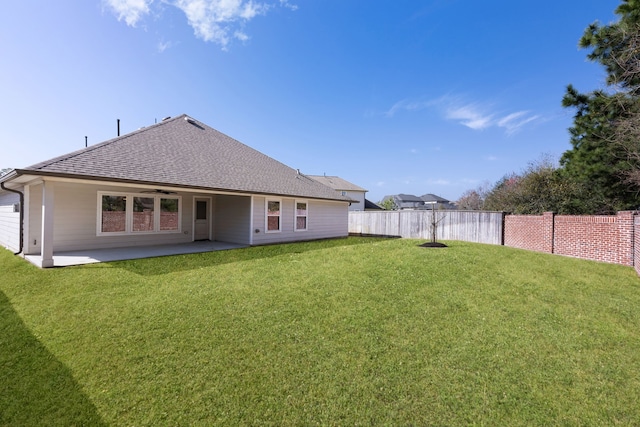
348, 210, 504, 245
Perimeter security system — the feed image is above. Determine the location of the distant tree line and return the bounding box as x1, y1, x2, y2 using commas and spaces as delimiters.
458, 0, 640, 214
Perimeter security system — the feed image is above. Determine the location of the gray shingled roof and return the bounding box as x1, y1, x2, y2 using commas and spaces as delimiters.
16, 114, 350, 202
307, 175, 367, 192
420, 194, 450, 203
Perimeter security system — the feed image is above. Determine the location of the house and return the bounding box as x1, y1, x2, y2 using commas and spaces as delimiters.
381, 193, 455, 210
0, 114, 353, 267
381, 194, 425, 210
420, 194, 456, 210
363, 199, 383, 210
307, 175, 367, 211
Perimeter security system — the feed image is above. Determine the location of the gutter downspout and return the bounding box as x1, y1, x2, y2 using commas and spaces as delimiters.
1, 180, 24, 255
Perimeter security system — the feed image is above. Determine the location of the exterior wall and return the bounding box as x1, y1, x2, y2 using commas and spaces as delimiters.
0, 191, 20, 252
214, 195, 251, 245
346, 191, 366, 211
252, 196, 348, 245
27, 181, 194, 252
18, 179, 347, 255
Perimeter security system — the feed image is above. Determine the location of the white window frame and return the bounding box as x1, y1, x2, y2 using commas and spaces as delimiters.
265, 198, 282, 233
97, 191, 182, 236
295, 199, 308, 231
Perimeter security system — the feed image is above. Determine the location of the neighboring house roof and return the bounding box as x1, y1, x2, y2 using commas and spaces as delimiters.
364, 199, 383, 210
3, 114, 350, 202
382, 193, 456, 210
307, 175, 367, 192
381, 194, 424, 210
420, 193, 451, 203
393, 194, 424, 203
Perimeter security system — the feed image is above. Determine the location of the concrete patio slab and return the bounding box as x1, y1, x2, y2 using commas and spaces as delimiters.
23, 240, 247, 268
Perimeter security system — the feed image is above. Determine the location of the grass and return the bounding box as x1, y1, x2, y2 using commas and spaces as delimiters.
2, 237, 640, 425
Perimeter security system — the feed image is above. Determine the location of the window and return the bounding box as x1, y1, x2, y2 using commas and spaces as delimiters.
98, 192, 181, 235
160, 198, 179, 231
295, 200, 308, 231
266, 199, 281, 232
196, 200, 207, 220
133, 197, 154, 232
101, 195, 126, 233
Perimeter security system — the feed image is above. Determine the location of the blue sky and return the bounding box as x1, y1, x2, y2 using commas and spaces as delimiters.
0, 0, 620, 203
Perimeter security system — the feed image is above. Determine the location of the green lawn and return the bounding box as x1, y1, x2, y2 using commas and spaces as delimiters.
2, 237, 640, 426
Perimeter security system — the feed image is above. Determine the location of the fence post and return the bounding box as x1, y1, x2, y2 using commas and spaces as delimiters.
543, 212, 555, 254
617, 211, 635, 266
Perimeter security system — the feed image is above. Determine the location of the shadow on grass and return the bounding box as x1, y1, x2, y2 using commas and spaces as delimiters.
0, 291, 106, 426
93, 236, 392, 276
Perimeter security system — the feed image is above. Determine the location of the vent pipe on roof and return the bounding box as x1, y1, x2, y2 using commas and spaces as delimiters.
85, 136, 87, 148
117, 119, 120, 136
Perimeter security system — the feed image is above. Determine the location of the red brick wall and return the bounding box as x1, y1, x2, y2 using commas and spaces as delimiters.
504, 213, 552, 252
504, 211, 636, 266
635, 216, 640, 275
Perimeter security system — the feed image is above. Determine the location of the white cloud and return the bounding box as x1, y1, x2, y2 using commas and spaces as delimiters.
172, 0, 269, 48
443, 101, 540, 134
383, 99, 431, 118
234, 30, 250, 41
106, 0, 293, 49
280, 0, 298, 10
445, 105, 493, 130
385, 94, 540, 135
157, 39, 176, 52
104, 0, 153, 26
497, 111, 540, 135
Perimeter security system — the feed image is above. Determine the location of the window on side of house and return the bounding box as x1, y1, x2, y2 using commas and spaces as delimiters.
160, 198, 180, 231
101, 195, 127, 233
266, 199, 281, 232
133, 196, 155, 232
295, 200, 308, 231
98, 192, 181, 235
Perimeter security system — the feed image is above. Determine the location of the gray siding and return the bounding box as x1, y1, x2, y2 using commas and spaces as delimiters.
346, 191, 366, 211
11, 178, 349, 255
214, 195, 251, 245
37, 181, 194, 252
0, 191, 20, 252
252, 196, 348, 245
349, 210, 504, 245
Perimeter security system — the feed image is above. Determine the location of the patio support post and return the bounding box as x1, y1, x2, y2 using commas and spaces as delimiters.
41, 180, 55, 268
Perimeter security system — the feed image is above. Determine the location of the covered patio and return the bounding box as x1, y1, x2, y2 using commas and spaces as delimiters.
23, 240, 247, 268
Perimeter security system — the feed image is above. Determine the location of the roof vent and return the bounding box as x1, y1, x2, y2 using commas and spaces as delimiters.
185, 116, 196, 124
162, 116, 171, 121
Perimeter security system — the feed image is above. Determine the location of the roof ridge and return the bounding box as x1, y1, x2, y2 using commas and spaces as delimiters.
27, 114, 187, 171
